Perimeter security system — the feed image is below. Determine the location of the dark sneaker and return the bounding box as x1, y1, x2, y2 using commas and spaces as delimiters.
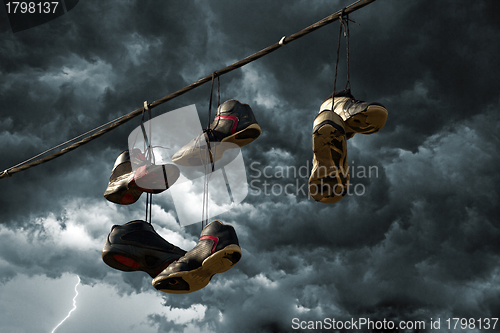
102, 220, 186, 278
320, 89, 388, 139
308, 109, 350, 204
172, 99, 261, 166
104, 149, 180, 205
152, 220, 242, 294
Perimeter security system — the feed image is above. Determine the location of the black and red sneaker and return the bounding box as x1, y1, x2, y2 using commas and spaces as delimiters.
172, 99, 261, 166
104, 149, 180, 205
152, 220, 242, 294
102, 220, 186, 278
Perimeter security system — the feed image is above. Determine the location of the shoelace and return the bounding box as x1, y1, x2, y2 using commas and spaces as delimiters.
201, 74, 222, 229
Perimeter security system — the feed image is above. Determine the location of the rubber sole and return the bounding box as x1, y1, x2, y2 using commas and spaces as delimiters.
210, 123, 262, 162
153, 244, 242, 294
222, 123, 262, 147
345, 104, 388, 136
309, 123, 349, 203
102, 242, 177, 278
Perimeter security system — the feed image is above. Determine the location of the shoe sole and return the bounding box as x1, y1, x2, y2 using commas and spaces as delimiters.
173, 123, 261, 166
102, 242, 177, 278
153, 244, 242, 294
345, 105, 388, 136
211, 123, 262, 162
309, 123, 349, 203
221, 123, 261, 147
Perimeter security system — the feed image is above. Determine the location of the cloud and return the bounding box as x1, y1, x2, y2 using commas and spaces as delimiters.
1, 0, 500, 332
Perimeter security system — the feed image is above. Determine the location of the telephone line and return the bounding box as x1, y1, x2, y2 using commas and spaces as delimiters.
0, 0, 376, 180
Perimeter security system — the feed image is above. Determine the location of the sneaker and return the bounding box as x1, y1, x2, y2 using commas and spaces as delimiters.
308, 109, 349, 204
172, 99, 261, 166
320, 89, 388, 139
104, 149, 180, 205
152, 220, 242, 294
102, 220, 186, 278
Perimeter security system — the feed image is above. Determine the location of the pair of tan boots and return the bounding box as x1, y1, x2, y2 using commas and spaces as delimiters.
309, 89, 388, 203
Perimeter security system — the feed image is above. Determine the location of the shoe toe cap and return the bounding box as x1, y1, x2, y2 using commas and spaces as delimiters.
153, 275, 190, 292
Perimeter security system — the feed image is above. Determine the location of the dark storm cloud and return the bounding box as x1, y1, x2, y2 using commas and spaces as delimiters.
1, 0, 500, 332
0, 1, 221, 223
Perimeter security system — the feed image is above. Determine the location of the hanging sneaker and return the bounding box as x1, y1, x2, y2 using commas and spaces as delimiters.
152, 220, 242, 294
104, 149, 180, 205
320, 89, 388, 139
102, 220, 187, 278
308, 109, 349, 204
172, 99, 261, 166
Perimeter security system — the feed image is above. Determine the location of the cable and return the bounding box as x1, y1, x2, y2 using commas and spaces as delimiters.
0, 0, 377, 180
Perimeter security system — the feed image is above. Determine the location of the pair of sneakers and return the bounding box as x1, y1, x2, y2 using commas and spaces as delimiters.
103, 99, 261, 205
309, 89, 388, 203
102, 99, 260, 293
102, 220, 241, 294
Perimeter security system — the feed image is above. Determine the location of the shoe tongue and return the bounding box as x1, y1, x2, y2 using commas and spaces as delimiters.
333, 89, 354, 99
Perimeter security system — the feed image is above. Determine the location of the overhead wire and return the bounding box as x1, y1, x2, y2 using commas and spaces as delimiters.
0, 0, 377, 180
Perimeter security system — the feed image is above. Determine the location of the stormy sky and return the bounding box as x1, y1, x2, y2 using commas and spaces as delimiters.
1, 1, 499, 332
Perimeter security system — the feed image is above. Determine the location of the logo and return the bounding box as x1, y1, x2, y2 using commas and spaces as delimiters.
128, 104, 248, 226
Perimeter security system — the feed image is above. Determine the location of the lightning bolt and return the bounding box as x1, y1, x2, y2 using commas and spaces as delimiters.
51, 275, 80, 333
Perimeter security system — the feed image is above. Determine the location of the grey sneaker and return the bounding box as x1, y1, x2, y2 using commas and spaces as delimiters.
104, 149, 180, 205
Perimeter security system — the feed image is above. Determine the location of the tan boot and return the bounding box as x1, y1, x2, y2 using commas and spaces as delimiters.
320, 89, 388, 139
308, 110, 349, 204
